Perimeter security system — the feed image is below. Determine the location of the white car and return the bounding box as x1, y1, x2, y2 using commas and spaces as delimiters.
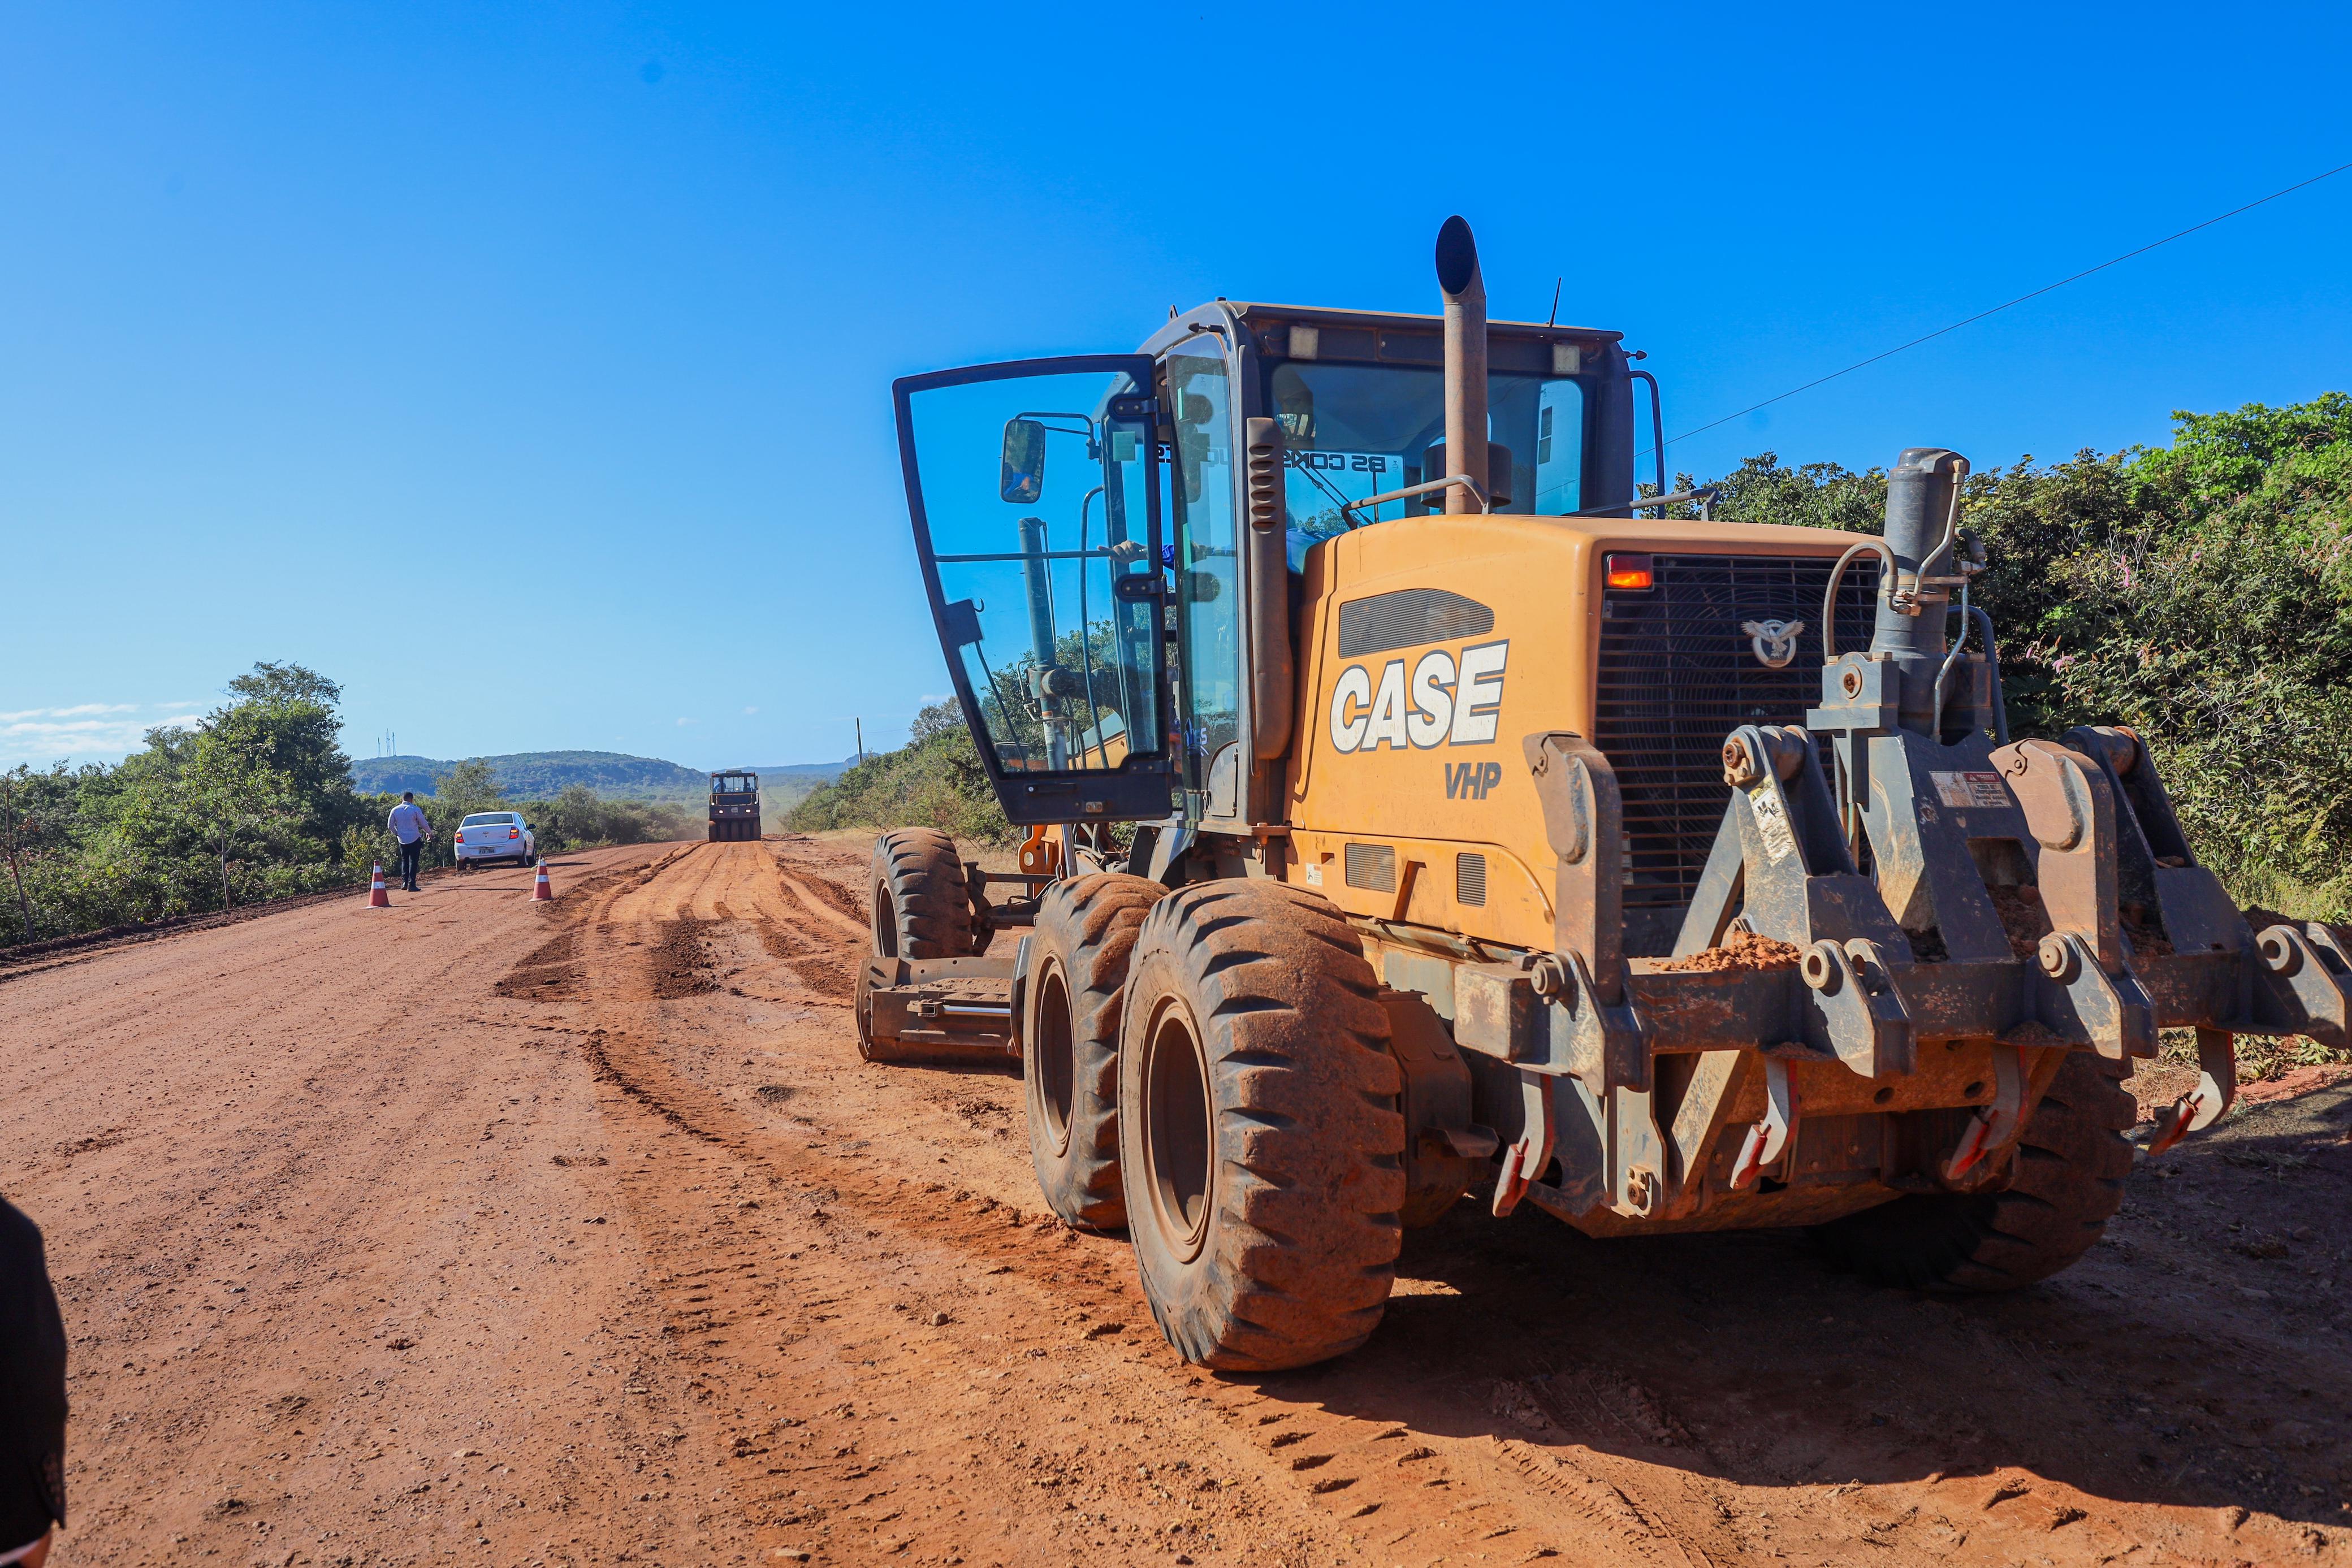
455, 811, 538, 869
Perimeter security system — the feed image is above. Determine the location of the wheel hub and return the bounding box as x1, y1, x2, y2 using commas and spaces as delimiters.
1034, 964, 1076, 1156
1139, 996, 1214, 1261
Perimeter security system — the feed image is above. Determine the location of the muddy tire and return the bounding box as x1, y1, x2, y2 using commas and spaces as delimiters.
1023, 873, 1164, 1229
1117, 881, 1405, 1370
1814, 1052, 2134, 1290
868, 829, 973, 961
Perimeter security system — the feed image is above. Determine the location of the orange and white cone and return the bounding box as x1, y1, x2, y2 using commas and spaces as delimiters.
530, 857, 553, 901
367, 863, 391, 908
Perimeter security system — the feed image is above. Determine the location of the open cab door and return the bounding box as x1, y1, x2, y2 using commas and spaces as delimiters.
894, 356, 1171, 826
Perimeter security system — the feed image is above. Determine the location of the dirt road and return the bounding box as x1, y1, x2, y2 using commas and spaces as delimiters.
4, 835, 2348, 1567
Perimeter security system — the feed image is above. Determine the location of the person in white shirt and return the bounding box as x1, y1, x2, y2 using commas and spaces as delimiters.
387, 792, 432, 891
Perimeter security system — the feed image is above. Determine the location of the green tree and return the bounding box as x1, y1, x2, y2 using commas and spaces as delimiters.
227, 661, 344, 709
200, 667, 362, 858
909, 699, 965, 743
786, 720, 1010, 844
0, 765, 65, 939
179, 726, 301, 909
33, 661, 370, 929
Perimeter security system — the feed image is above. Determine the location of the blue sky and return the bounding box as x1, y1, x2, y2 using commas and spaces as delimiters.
5, 2, 2348, 770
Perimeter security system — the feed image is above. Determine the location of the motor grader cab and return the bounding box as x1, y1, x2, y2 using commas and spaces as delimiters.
708, 771, 760, 842
859, 218, 2352, 1371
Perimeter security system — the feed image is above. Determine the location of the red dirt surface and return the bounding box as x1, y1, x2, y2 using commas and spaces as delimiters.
4, 835, 2350, 1566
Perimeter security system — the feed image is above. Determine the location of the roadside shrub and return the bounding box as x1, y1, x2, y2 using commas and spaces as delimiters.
785, 706, 1011, 845
1685, 395, 2352, 920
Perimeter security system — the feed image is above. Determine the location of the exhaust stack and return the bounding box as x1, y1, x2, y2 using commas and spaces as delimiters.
1871, 447, 1970, 736
1436, 216, 1488, 515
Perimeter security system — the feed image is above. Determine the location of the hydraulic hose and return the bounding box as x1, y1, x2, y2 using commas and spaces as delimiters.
1821, 537, 1902, 662
1914, 454, 1972, 584
1971, 605, 2011, 745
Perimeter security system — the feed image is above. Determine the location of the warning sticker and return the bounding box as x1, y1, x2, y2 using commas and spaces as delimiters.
1931, 770, 2012, 811
1746, 783, 1798, 863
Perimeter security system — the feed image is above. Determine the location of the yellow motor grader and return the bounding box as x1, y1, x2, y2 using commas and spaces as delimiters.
857, 218, 2351, 1371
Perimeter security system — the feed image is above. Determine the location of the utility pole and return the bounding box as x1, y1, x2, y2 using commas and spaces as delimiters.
855, 718, 864, 765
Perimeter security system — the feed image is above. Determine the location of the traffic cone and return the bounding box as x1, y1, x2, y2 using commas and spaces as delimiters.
530, 857, 553, 901
367, 863, 391, 908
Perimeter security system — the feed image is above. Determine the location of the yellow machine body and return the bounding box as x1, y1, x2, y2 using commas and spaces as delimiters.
1286, 512, 1845, 951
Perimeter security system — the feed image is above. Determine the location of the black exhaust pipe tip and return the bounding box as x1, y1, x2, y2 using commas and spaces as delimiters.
1436, 215, 1478, 297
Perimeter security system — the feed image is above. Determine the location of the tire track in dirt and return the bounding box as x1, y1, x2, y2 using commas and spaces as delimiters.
563, 844, 1874, 1565
496, 834, 2352, 1568
535, 838, 1667, 1566
0, 843, 788, 1562
23, 828, 2347, 1564
772, 868, 870, 941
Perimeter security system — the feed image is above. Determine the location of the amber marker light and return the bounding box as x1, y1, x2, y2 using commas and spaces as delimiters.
1605, 552, 1655, 591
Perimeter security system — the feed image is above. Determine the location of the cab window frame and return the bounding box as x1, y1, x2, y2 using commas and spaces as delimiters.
1161, 331, 1243, 808
1243, 337, 1602, 536
892, 352, 1177, 826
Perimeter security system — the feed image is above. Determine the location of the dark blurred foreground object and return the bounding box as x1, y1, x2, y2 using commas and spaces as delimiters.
0, 1197, 65, 1566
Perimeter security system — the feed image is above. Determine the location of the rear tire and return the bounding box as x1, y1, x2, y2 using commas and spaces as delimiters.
869, 829, 974, 961
1023, 873, 1164, 1229
1117, 881, 1405, 1370
1814, 1052, 2134, 1290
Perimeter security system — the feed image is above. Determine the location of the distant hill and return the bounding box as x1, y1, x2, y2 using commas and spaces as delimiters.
351, 751, 855, 803
743, 756, 861, 779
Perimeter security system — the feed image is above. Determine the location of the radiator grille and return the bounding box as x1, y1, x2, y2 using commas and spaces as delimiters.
1455, 852, 1487, 907
1343, 841, 1397, 893
1595, 553, 1878, 916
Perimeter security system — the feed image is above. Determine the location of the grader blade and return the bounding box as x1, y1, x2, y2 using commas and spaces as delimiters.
855, 954, 1019, 1064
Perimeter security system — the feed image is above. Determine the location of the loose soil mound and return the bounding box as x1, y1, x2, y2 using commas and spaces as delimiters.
1653, 929, 1805, 973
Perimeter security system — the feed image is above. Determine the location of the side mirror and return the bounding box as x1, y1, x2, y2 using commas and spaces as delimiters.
1000, 419, 1047, 504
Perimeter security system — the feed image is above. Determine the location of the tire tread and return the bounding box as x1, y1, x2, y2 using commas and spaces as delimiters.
1121, 881, 1404, 1371
1815, 1053, 2135, 1290
1023, 873, 1164, 1228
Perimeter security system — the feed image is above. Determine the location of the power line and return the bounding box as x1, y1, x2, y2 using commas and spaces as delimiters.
1653, 158, 2352, 456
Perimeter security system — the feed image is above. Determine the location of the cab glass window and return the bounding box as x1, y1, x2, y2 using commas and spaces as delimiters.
1266, 361, 1586, 548
901, 369, 1162, 776
1167, 337, 1239, 784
